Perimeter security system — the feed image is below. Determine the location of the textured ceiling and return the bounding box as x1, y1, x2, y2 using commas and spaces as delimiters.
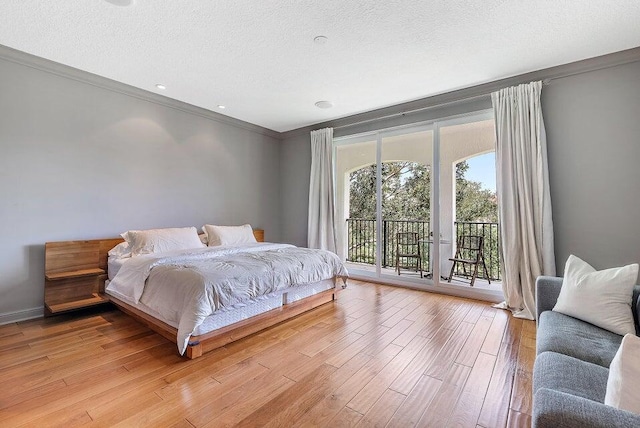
0, 1, 639, 132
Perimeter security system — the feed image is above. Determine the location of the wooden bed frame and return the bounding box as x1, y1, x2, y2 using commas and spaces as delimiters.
45, 229, 340, 359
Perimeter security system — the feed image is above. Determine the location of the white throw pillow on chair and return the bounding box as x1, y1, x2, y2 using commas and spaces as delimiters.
553, 255, 638, 336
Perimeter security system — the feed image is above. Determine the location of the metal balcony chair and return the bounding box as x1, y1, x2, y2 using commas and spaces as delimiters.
395, 232, 422, 278
447, 235, 490, 287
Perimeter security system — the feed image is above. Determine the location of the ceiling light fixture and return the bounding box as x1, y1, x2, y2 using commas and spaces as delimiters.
313, 36, 328, 45
218, 105, 226, 109
155, 84, 166, 90
315, 100, 333, 109
104, 0, 135, 6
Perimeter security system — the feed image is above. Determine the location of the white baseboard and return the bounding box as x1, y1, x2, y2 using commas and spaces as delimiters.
0, 306, 44, 325
348, 273, 504, 303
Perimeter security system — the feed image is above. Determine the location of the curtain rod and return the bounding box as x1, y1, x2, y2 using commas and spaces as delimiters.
331, 92, 490, 131
329, 78, 553, 132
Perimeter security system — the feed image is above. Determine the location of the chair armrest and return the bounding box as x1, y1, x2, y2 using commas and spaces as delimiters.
535, 276, 563, 321
533, 388, 640, 428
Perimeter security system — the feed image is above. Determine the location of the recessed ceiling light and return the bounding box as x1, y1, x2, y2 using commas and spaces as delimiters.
315, 100, 333, 109
314, 36, 328, 45
155, 84, 166, 90
104, 0, 135, 6
218, 105, 226, 109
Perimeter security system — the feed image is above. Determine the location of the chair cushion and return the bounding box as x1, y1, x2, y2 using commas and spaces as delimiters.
538, 310, 623, 367
534, 351, 609, 403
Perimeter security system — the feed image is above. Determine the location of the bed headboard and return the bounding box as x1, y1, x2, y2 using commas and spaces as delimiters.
44, 237, 125, 276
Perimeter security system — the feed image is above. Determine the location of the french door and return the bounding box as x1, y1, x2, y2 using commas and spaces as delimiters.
334, 110, 497, 295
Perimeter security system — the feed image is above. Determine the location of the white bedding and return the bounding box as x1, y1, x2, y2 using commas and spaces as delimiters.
108, 257, 127, 280
106, 243, 348, 354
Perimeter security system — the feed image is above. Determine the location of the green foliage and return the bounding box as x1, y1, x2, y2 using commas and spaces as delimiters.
349, 162, 431, 220
349, 160, 497, 223
455, 161, 498, 222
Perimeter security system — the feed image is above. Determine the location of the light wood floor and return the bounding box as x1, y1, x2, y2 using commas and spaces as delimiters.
0, 280, 536, 427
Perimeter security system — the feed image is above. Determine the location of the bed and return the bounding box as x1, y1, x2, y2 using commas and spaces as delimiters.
103, 225, 348, 358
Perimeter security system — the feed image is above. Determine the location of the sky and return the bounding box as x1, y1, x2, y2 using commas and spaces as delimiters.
465, 152, 496, 192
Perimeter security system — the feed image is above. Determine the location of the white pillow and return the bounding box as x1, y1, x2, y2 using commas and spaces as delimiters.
553, 255, 638, 335
605, 333, 640, 414
121, 227, 204, 256
108, 242, 131, 259
202, 224, 257, 247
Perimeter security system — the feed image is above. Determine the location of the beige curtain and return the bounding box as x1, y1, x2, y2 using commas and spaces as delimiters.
307, 128, 337, 252
492, 81, 556, 320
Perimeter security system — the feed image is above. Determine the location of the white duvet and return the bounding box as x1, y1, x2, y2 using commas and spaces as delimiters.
106, 243, 348, 354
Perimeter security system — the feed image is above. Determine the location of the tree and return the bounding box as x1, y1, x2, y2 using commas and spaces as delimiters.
349, 161, 431, 220
349, 160, 497, 223
455, 161, 498, 222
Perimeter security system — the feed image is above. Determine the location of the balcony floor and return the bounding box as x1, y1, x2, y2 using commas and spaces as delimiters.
345, 262, 503, 293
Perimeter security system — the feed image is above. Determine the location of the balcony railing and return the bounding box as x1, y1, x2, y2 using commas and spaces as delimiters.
346, 218, 501, 281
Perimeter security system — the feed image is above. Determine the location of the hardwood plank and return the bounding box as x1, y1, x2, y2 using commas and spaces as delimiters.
423, 321, 474, 379
196, 375, 295, 427
477, 315, 523, 428
455, 315, 493, 367
326, 324, 391, 368
361, 319, 413, 357
480, 309, 509, 355
386, 375, 442, 427
510, 369, 533, 415
294, 343, 401, 426
506, 409, 532, 428
441, 303, 472, 330
415, 363, 472, 427
521, 319, 537, 340
234, 363, 339, 427
381, 305, 417, 328
86, 390, 165, 426
463, 303, 487, 324
448, 352, 497, 427
331, 406, 364, 427
355, 388, 406, 427
254, 323, 331, 369
393, 312, 436, 346
253, 353, 371, 427
389, 326, 454, 395
347, 334, 430, 414
283, 331, 364, 382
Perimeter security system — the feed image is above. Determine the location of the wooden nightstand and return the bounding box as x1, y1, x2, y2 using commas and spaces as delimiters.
44, 238, 121, 315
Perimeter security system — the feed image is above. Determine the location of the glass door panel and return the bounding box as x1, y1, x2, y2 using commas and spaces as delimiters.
335, 138, 378, 276
438, 118, 499, 290
380, 129, 433, 281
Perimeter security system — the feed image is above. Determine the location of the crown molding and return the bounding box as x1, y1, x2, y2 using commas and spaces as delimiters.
0, 44, 281, 140
281, 46, 640, 140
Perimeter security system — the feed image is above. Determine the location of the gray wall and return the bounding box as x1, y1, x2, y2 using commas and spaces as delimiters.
279, 132, 313, 246
0, 55, 281, 320
281, 59, 640, 275
544, 60, 640, 273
